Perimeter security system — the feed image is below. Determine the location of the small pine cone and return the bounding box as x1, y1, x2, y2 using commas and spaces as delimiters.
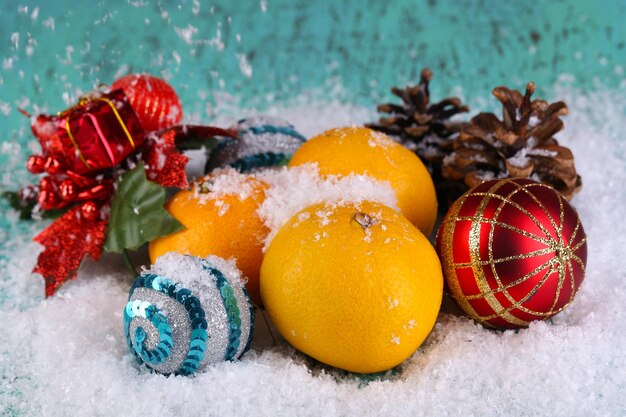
367, 69, 470, 209
442, 82, 582, 200
367, 69, 469, 158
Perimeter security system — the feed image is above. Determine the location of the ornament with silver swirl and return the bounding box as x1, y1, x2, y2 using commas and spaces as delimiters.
123, 253, 255, 375
205, 116, 306, 173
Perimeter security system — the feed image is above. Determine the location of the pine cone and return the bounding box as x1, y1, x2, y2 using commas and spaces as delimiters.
442, 82, 582, 200
367, 68, 469, 160
367, 68, 470, 209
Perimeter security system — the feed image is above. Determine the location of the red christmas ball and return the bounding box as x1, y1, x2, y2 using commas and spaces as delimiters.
58, 179, 77, 200
435, 178, 587, 329
80, 201, 98, 221
111, 74, 183, 132
26, 155, 46, 174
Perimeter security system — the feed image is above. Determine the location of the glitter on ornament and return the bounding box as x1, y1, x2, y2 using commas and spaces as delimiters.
111, 74, 183, 132
436, 178, 587, 330
124, 253, 255, 375
27, 88, 145, 177
205, 116, 306, 173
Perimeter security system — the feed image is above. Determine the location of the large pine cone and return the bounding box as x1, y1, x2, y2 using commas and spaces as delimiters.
442, 82, 582, 200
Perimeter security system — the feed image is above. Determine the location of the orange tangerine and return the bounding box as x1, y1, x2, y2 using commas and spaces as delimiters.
260, 200, 443, 373
149, 172, 269, 305
288, 126, 438, 236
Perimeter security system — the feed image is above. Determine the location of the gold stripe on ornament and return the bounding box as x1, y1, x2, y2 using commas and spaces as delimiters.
546, 190, 568, 314
150, 90, 160, 124
519, 183, 562, 240
472, 179, 529, 327
142, 95, 151, 123
548, 257, 567, 314
569, 253, 586, 270
155, 93, 167, 128
569, 240, 587, 261
569, 231, 587, 251
454, 247, 555, 268
464, 258, 556, 300
482, 182, 586, 320
486, 181, 537, 322
454, 217, 553, 247
440, 192, 486, 324
484, 181, 555, 322
157, 106, 166, 127
468, 191, 555, 245
96, 97, 136, 147
558, 189, 565, 236
568, 217, 582, 247
64, 118, 92, 168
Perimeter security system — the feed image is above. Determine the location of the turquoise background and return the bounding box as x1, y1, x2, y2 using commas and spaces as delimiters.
1, 0, 625, 121
0, 0, 625, 244
0, 3, 624, 413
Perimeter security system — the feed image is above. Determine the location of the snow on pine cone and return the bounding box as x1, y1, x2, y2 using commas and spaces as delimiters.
442, 82, 582, 201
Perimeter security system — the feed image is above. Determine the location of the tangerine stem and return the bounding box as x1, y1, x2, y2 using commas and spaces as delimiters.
353, 212, 375, 229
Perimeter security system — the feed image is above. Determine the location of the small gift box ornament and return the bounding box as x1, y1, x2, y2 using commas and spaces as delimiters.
24, 89, 146, 211
23, 88, 144, 211
33, 89, 146, 175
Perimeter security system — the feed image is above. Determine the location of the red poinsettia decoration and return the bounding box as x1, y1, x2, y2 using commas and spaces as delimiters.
16, 74, 235, 296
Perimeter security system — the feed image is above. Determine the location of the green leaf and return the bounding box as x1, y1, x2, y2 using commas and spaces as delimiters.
104, 163, 184, 253
175, 135, 220, 152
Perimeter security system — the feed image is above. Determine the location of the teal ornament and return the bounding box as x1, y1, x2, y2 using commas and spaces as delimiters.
123, 253, 255, 376
205, 116, 306, 173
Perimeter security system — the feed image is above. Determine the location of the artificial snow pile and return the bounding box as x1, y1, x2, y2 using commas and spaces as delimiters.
186, 163, 398, 248
255, 164, 398, 248
149, 252, 246, 297
1, 87, 625, 417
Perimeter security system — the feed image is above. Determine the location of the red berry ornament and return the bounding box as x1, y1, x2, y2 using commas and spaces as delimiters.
436, 178, 587, 329
112, 74, 183, 132
26, 155, 46, 174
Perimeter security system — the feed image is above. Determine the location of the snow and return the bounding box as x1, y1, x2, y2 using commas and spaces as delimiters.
236, 53, 253, 79
192, 168, 260, 202
255, 164, 397, 249
1, 86, 625, 416
528, 147, 559, 158
148, 252, 246, 290
178, 163, 397, 242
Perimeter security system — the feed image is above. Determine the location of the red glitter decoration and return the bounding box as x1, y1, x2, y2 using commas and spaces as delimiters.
17, 77, 236, 297
144, 126, 236, 188
29, 89, 146, 175
112, 74, 183, 132
34, 203, 109, 297
26, 155, 46, 174
36, 173, 114, 211
436, 178, 587, 329
144, 129, 189, 189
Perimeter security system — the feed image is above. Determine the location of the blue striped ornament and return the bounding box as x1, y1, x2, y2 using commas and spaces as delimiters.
123, 254, 255, 376
205, 116, 306, 173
